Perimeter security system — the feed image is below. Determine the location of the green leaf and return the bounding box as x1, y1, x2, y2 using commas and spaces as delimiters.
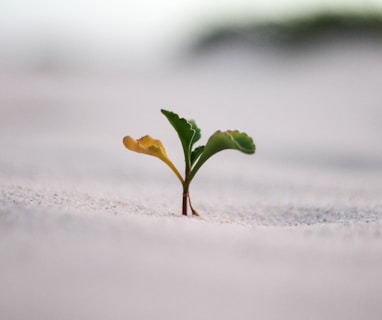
191, 145, 205, 166
187, 130, 255, 184
188, 120, 201, 146
161, 109, 197, 170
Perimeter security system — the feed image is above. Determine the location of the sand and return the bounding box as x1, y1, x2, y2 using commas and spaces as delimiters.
1, 42, 382, 319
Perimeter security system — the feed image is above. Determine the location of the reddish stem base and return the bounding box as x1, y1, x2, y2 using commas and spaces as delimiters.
182, 192, 188, 216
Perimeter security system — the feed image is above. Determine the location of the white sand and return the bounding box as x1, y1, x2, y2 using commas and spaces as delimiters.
1, 42, 382, 319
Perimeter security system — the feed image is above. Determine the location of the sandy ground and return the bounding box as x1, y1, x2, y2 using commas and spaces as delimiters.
1, 41, 382, 319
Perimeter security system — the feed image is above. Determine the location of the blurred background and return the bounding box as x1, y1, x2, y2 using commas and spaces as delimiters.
1, 0, 382, 71
1, 0, 382, 190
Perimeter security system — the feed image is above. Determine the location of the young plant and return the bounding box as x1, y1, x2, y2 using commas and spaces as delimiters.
123, 109, 255, 216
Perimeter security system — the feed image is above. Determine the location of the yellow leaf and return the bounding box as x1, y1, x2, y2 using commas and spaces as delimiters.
123, 135, 184, 183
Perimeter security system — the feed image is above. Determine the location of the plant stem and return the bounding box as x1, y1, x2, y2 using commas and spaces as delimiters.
182, 168, 191, 216
182, 190, 188, 216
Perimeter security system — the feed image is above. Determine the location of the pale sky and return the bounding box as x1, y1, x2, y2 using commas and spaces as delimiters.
1, 0, 381, 66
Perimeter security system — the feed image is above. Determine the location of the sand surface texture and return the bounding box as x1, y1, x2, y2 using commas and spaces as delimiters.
1, 42, 382, 319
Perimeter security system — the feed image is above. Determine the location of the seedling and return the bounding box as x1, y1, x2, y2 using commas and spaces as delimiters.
123, 109, 255, 216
